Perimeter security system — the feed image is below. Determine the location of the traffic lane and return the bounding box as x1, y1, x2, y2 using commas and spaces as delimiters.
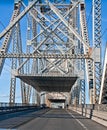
0, 108, 49, 129
17, 109, 89, 130
68, 109, 107, 130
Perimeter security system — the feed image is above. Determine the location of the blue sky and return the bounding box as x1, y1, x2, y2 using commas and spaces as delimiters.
0, 0, 107, 103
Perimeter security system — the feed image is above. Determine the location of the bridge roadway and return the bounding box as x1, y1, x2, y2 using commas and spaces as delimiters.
0, 108, 107, 130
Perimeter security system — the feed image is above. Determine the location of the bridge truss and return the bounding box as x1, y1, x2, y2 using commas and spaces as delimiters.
0, 0, 103, 105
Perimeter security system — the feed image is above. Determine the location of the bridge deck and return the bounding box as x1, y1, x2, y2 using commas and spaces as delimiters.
0, 109, 107, 130
17, 75, 77, 92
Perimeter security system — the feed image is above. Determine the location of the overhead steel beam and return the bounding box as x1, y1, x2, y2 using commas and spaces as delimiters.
30, 1, 80, 44
48, 2, 89, 49
0, 0, 39, 39
17, 1, 80, 70
29, 4, 77, 74
0, 53, 92, 59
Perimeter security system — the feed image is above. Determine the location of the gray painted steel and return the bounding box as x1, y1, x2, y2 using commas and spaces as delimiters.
17, 75, 77, 92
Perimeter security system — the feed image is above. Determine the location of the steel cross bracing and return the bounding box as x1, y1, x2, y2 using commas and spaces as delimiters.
0, 0, 39, 40
18, 1, 84, 74
1, 2, 22, 104
9, 2, 33, 104
93, 0, 102, 104
0, 0, 87, 104
0, 0, 101, 105
0, 2, 21, 75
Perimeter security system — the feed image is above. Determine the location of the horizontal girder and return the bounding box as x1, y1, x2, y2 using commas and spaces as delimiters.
0, 53, 92, 59
16, 75, 77, 92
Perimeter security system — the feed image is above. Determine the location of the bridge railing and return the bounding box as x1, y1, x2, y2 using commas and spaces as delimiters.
0, 102, 37, 107
71, 104, 107, 112
0, 102, 40, 114
69, 104, 107, 127
94, 104, 107, 111
0, 102, 50, 116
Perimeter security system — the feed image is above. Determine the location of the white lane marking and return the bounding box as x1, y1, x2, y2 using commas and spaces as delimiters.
67, 110, 88, 130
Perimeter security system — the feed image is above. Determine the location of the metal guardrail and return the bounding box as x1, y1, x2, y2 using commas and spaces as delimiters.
94, 104, 107, 111
0, 102, 39, 114
69, 104, 107, 127
0, 102, 36, 107
70, 104, 107, 112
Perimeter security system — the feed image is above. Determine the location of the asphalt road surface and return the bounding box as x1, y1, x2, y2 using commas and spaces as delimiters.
16, 109, 107, 130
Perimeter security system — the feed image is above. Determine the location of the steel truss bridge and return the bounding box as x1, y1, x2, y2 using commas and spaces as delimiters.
0, 0, 106, 107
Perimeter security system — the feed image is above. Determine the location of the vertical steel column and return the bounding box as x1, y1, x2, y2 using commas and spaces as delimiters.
93, 0, 102, 104
9, 3, 21, 104
0, 2, 21, 75
69, 0, 81, 105
25, 12, 32, 103
17, 23, 26, 104
9, 25, 18, 104
80, 79, 85, 104
31, 8, 39, 104
79, 0, 90, 104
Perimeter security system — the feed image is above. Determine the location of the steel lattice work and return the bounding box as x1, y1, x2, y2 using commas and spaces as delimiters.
92, 0, 102, 104
0, 0, 102, 105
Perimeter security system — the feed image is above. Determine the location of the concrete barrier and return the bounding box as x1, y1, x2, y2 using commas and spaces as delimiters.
69, 105, 107, 127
